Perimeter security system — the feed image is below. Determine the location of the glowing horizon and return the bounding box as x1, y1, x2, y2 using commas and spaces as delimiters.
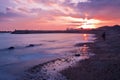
0, 0, 120, 31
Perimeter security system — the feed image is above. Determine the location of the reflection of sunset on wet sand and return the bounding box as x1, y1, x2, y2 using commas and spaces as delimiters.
80, 44, 89, 56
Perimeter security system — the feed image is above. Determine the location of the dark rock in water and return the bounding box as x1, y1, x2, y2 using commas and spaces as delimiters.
8, 47, 15, 50
26, 44, 35, 47
74, 54, 80, 57
53, 68, 56, 70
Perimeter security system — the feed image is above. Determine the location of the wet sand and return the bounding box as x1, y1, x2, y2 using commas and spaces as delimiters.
61, 30, 120, 80
18, 43, 94, 80
18, 55, 92, 80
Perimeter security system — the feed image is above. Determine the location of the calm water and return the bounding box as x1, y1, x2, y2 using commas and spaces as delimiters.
0, 33, 95, 80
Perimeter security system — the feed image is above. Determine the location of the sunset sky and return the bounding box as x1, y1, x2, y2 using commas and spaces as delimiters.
0, 0, 120, 31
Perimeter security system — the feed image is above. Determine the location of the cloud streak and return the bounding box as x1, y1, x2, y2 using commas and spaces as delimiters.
0, 0, 120, 30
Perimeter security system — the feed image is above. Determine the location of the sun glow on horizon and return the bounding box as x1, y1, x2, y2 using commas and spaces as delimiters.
77, 18, 101, 29
75, 13, 101, 29
59, 15, 101, 29
0, 0, 120, 31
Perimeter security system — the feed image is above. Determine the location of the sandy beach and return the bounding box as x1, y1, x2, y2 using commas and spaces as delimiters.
17, 26, 120, 80
61, 27, 120, 80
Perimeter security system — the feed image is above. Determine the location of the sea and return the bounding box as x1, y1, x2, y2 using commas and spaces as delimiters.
0, 33, 95, 80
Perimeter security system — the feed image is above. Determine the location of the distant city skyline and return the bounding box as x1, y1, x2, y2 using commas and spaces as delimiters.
0, 0, 120, 31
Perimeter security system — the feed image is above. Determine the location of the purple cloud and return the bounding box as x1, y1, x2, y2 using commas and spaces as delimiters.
76, 0, 120, 20
0, 0, 120, 30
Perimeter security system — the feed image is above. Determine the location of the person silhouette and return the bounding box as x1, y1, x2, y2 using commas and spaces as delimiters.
102, 32, 106, 40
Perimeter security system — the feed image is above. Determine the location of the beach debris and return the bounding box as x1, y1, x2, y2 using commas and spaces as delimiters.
7, 46, 15, 50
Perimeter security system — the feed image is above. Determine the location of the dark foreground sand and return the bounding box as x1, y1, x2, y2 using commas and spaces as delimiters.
61, 29, 120, 80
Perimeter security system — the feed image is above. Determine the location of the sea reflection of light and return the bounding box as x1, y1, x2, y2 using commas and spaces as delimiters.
80, 44, 89, 56
83, 34, 88, 41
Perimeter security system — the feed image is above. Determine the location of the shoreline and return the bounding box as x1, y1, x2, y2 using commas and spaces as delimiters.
61, 30, 120, 80
0, 33, 95, 80
19, 55, 91, 80
18, 28, 120, 80
18, 42, 94, 80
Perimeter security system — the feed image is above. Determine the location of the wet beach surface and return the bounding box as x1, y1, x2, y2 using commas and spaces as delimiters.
0, 33, 95, 80
61, 28, 120, 80
18, 44, 94, 80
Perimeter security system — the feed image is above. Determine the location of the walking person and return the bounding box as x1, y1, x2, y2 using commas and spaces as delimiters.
102, 32, 106, 40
